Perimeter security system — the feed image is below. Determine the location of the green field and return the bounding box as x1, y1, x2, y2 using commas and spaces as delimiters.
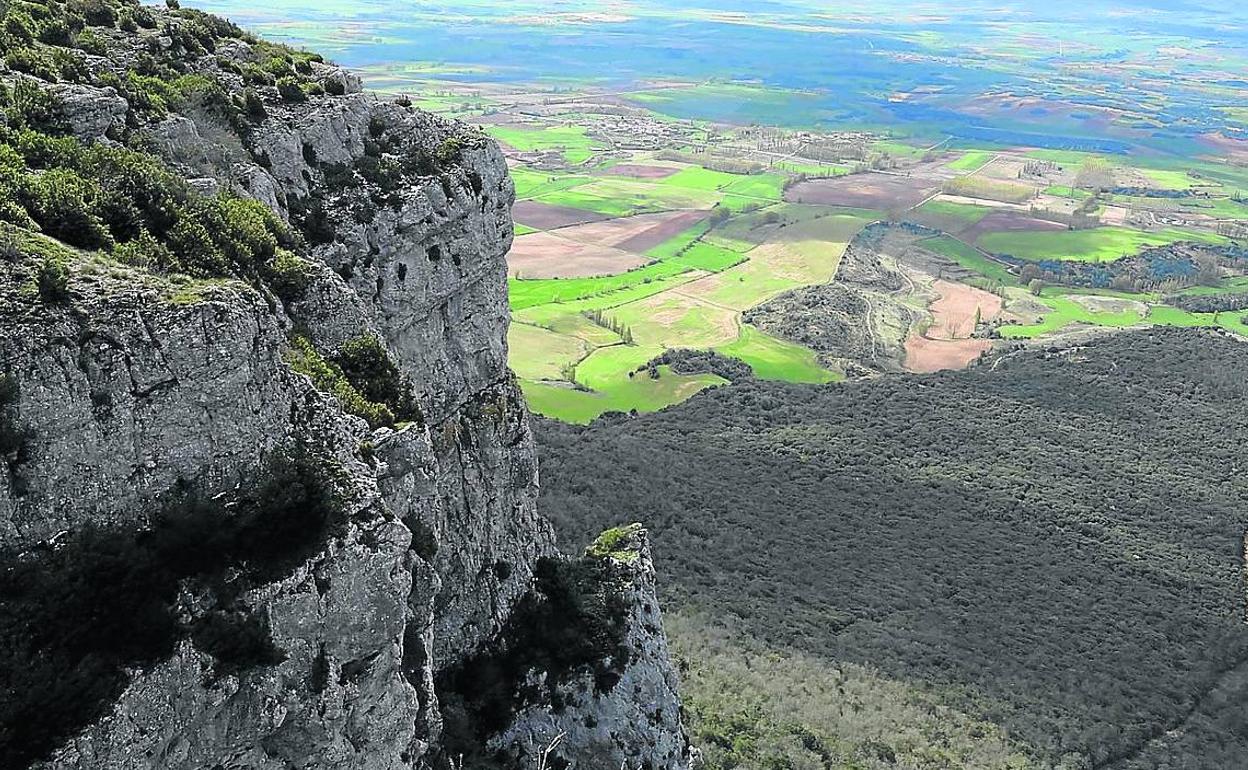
509, 262, 693, 310
1138, 167, 1205, 190
912, 199, 992, 231
922, 234, 1019, 286
510, 168, 592, 199
507, 323, 587, 380
978, 226, 1226, 262
999, 293, 1144, 338
947, 151, 995, 172
486, 124, 597, 164
520, 367, 727, 424
608, 294, 740, 349
999, 291, 1248, 339
716, 324, 838, 383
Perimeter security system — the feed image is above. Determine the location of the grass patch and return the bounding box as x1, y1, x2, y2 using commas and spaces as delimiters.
507, 323, 588, 381
608, 294, 740, 349
670, 243, 747, 272
521, 366, 727, 424
911, 199, 991, 232
509, 167, 592, 200
923, 235, 1019, 286
947, 151, 995, 172
508, 261, 695, 310
532, 189, 654, 218
999, 293, 1143, 338
537, 311, 624, 346
716, 324, 836, 383
486, 124, 596, 164
978, 226, 1226, 262
1138, 168, 1206, 191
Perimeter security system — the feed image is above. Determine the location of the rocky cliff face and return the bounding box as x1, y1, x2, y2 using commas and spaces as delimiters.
0, 3, 689, 768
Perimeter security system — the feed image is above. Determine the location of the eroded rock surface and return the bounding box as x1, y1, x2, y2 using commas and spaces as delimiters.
0, 5, 689, 768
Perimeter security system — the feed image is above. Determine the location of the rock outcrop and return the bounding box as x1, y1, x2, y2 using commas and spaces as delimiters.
0, 3, 690, 768
489, 527, 691, 770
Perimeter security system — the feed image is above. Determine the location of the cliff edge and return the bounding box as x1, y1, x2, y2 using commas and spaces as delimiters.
0, 2, 690, 768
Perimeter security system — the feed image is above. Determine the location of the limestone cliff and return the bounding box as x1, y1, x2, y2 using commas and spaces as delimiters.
0, 2, 690, 768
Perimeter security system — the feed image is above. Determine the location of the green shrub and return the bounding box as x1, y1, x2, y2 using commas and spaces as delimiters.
132, 5, 156, 28
286, 336, 396, 428
111, 229, 172, 268
73, 28, 107, 55
586, 523, 643, 562
262, 55, 293, 78
4, 46, 59, 81
264, 248, 314, 302
331, 335, 418, 422
69, 0, 118, 28
23, 168, 114, 249
1, 79, 61, 132
35, 256, 70, 302
276, 76, 305, 103
434, 136, 464, 167
4, 10, 36, 43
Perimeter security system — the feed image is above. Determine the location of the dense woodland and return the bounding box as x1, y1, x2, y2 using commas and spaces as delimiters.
536, 329, 1248, 769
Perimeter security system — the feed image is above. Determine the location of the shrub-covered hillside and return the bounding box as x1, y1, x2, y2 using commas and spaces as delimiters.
0, 0, 329, 282
537, 328, 1248, 769
0, 0, 438, 428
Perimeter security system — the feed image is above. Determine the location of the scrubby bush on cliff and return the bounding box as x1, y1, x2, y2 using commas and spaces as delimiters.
34, 255, 70, 302
286, 335, 397, 429
0, 119, 302, 283
276, 75, 305, 103
331, 334, 419, 423
0, 0, 357, 293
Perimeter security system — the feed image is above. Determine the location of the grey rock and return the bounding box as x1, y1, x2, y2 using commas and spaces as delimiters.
0, 11, 690, 767
491, 529, 693, 770
46, 82, 128, 143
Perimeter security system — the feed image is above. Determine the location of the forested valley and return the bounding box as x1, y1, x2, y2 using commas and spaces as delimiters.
536, 328, 1248, 769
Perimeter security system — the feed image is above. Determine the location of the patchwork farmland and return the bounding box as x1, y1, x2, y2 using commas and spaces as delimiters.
262, 68, 1244, 422
466, 100, 1248, 421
